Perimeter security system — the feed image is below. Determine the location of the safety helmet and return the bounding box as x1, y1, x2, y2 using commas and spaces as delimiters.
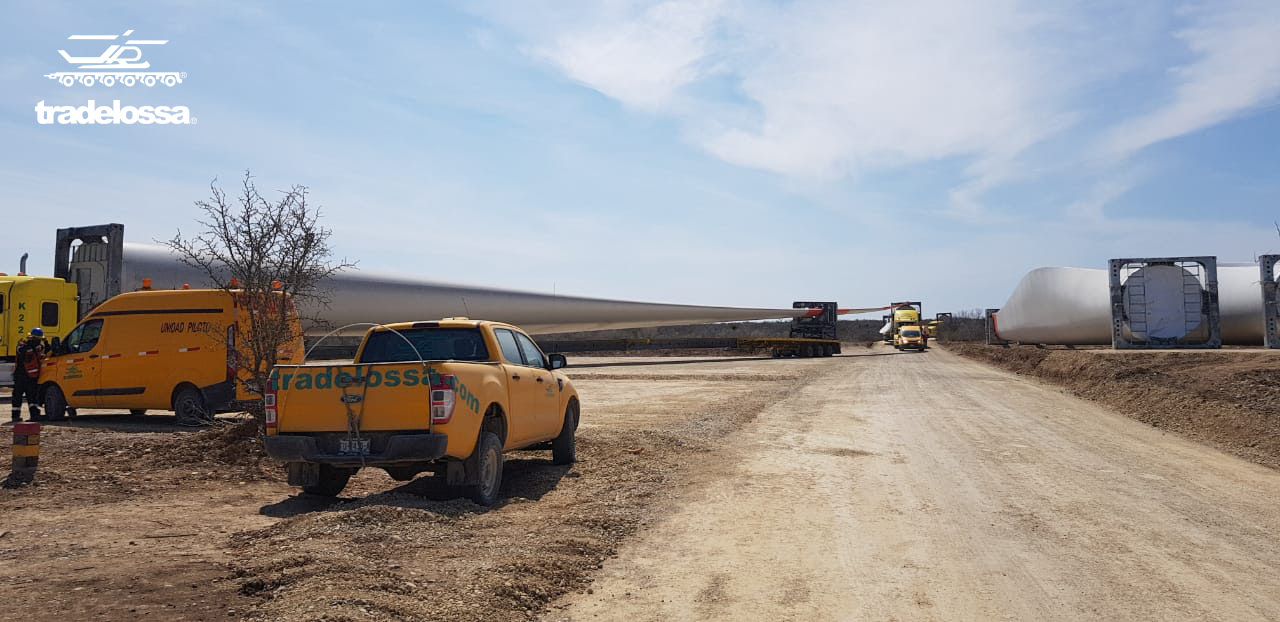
30, 327, 44, 337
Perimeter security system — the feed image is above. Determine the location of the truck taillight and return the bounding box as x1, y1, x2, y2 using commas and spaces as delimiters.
430, 374, 456, 424
264, 377, 277, 435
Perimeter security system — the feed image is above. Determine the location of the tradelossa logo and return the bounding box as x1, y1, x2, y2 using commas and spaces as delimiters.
36, 29, 196, 125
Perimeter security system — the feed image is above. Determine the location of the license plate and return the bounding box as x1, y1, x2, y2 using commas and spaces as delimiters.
338, 439, 370, 455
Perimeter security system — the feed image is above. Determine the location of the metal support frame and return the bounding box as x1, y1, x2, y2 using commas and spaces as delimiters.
1108, 256, 1220, 349
985, 308, 1008, 345
790, 301, 839, 340
1260, 255, 1280, 349
54, 223, 124, 320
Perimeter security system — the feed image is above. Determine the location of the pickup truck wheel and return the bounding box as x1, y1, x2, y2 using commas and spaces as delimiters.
43, 384, 67, 420
302, 464, 354, 497
466, 432, 503, 506
552, 402, 578, 465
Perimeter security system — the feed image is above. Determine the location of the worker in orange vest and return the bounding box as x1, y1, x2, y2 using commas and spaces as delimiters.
12, 328, 48, 422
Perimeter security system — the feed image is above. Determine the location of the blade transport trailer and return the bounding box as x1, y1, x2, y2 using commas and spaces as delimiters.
538, 301, 844, 358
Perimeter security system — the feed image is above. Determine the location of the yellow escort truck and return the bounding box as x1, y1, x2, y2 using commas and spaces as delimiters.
38, 287, 303, 422
894, 325, 927, 351
264, 319, 580, 505
1, 273, 78, 386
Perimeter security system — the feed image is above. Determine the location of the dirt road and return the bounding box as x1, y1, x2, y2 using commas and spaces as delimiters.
4, 348, 1279, 620
548, 347, 1280, 621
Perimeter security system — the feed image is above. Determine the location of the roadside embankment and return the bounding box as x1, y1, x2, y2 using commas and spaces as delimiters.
945, 344, 1280, 469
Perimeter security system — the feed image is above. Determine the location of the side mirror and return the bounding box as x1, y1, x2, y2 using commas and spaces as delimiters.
50, 337, 62, 355
548, 353, 567, 370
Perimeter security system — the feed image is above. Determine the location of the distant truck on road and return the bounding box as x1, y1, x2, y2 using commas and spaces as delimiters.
894, 325, 927, 351
264, 319, 580, 505
883, 301, 925, 346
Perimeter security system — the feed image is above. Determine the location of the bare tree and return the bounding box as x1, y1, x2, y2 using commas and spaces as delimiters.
166, 171, 352, 423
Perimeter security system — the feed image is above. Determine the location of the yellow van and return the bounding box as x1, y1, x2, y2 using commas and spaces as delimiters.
895, 325, 927, 351
38, 288, 302, 423
1, 275, 78, 385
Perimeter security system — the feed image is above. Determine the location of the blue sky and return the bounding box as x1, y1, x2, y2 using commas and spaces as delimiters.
2, 0, 1279, 316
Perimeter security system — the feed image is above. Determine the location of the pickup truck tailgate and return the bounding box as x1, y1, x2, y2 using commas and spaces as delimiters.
274, 363, 435, 432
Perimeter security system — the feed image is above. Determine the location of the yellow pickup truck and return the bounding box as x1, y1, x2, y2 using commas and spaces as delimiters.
263, 319, 580, 505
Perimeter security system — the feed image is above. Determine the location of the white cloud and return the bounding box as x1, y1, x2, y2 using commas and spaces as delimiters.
1062, 175, 1138, 224
697, 1, 1067, 179
533, 0, 726, 112
1104, 0, 1280, 157
479, 0, 1280, 218
521, 1, 1076, 181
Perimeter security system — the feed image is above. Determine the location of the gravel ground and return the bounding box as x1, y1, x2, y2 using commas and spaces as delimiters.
0, 355, 826, 621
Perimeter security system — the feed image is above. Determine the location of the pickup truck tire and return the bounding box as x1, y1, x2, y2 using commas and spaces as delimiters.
43, 384, 68, 420
466, 432, 503, 506
552, 401, 578, 465
303, 464, 354, 497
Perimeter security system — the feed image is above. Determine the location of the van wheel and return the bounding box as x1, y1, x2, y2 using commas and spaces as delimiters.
302, 465, 354, 497
173, 386, 209, 426
465, 432, 503, 506
129, 409, 147, 416
552, 401, 578, 465
43, 385, 67, 420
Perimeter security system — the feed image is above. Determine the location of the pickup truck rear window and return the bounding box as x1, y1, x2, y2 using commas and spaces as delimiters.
359, 328, 490, 363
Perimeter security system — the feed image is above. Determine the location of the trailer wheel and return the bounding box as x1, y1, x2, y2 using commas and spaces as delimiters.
552, 400, 578, 465
466, 432, 504, 506
302, 464, 354, 496
43, 384, 67, 420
